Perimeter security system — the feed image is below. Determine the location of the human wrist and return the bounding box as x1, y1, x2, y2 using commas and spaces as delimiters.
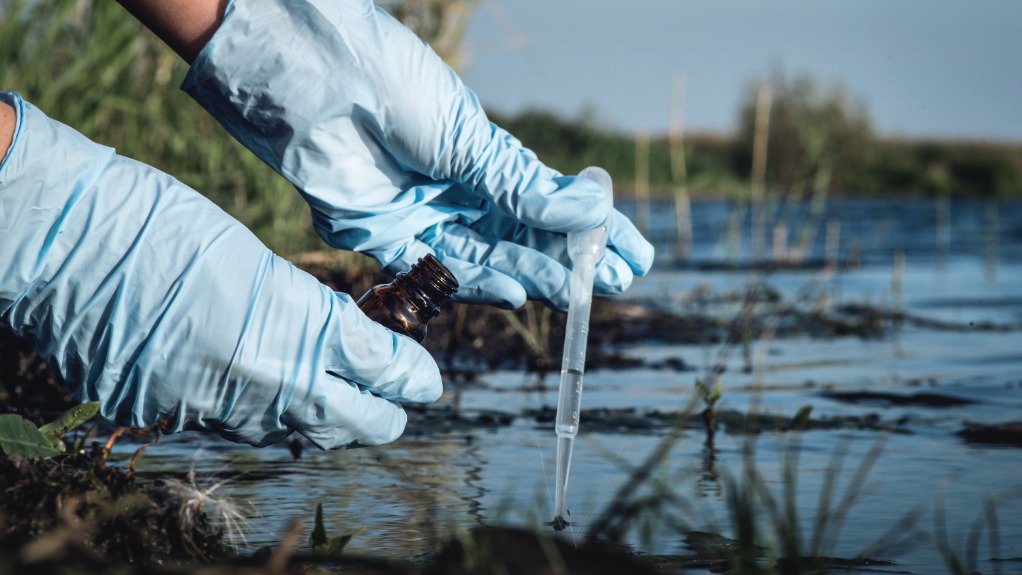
0, 100, 15, 169
117, 0, 229, 63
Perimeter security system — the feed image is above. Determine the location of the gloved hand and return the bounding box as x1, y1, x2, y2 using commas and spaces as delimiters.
182, 0, 654, 310
0, 92, 441, 449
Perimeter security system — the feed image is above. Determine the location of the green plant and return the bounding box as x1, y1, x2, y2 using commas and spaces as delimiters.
0, 414, 63, 458
380, 0, 479, 72
733, 69, 873, 197
933, 487, 1022, 575
0, 401, 99, 457
309, 503, 359, 556
694, 375, 722, 442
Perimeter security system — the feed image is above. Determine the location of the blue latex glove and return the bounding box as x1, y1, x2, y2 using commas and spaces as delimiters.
0, 92, 441, 449
182, 0, 654, 310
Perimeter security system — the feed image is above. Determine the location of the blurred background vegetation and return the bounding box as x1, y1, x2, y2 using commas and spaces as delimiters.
3, 0, 1021, 258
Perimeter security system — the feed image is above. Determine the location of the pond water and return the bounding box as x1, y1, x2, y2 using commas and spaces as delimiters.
132, 198, 1022, 573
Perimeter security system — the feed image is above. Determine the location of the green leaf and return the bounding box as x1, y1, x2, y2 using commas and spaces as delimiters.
38, 401, 100, 451
791, 405, 814, 429
707, 376, 723, 406
309, 503, 357, 556
694, 377, 706, 395
309, 503, 327, 550
316, 533, 355, 556
0, 414, 63, 458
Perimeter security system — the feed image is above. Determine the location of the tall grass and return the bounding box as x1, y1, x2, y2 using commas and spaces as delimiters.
1, 0, 321, 257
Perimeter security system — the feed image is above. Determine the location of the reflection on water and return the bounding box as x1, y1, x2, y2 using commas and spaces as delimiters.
130, 199, 1022, 573
696, 444, 722, 500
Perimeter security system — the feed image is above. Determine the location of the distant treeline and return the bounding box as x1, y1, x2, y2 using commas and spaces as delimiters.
490, 79, 1022, 199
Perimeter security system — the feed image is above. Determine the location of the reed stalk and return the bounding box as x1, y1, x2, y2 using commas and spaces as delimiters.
750, 84, 773, 262
669, 72, 692, 263
634, 132, 651, 237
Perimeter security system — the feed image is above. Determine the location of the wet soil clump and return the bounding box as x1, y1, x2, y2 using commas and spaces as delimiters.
0, 327, 75, 423
0, 449, 230, 570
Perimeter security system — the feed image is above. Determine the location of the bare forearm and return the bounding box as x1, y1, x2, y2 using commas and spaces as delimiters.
116, 0, 227, 63
0, 101, 14, 164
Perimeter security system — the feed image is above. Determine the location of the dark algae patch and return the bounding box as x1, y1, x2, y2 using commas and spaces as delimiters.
403, 404, 515, 436
822, 390, 976, 408
957, 421, 1022, 447
523, 405, 910, 436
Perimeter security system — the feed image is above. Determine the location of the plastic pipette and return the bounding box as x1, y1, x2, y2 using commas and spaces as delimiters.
552, 166, 612, 530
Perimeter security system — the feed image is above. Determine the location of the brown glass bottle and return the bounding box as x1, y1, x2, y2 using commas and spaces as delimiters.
356, 254, 459, 342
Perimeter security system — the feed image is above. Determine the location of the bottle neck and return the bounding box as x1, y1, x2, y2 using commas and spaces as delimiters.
393, 254, 458, 319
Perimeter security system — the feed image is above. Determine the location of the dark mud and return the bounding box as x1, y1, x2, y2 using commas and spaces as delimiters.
0, 327, 75, 422
0, 450, 230, 570
403, 404, 516, 437
822, 390, 976, 408
957, 421, 1022, 447
521, 405, 909, 436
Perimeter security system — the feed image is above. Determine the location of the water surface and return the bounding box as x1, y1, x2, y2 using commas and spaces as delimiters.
133, 198, 1022, 573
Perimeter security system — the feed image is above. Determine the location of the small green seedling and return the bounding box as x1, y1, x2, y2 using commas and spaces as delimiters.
0, 414, 62, 458
0, 401, 100, 457
790, 404, 814, 430
38, 401, 100, 452
696, 376, 723, 409
309, 503, 358, 556
695, 376, 723, 442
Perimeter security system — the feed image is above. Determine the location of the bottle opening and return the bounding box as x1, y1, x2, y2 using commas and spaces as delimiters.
391, 254, 459, 320
406, 254, 459, 302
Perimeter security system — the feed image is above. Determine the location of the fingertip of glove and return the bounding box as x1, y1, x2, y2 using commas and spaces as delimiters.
347, 409, 408, 447
594, 252, 635, 297
402, 346, 443, 403
372, 407, 408, 445
306, 405, 407, 449
631, 242, 655, 277
443, 260, 528, 309
609, 210, 656, 276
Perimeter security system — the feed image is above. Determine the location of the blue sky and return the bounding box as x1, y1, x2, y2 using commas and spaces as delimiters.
461, 0, 1022, 142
